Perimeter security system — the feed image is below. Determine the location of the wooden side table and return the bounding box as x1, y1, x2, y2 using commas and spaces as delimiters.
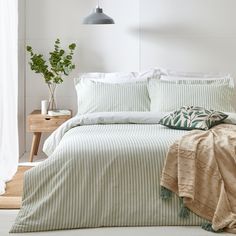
27, 110, 72, 162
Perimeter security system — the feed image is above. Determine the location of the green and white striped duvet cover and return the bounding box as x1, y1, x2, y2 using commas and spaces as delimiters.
11, 113, 204, 233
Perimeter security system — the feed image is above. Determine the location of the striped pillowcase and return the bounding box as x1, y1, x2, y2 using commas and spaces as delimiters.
76, 79, 150, 114
148, 79, 235, 112
160, 76, 235, 85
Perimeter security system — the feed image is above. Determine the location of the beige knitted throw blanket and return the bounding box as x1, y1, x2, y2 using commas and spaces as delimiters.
161, 124, 236, 233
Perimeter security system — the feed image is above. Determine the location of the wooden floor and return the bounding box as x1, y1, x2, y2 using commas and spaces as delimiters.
0, 166, 32, 209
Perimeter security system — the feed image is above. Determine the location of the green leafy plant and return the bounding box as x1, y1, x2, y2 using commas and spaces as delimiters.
26, 39, 77, 110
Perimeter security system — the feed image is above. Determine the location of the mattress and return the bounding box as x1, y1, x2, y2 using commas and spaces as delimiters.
11, 112, 204, 233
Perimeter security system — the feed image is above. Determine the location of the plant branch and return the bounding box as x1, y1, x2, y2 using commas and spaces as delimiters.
26, 39, 77, 85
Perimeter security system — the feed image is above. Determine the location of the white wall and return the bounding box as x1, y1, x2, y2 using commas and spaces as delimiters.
140, 0, 236, 76
24, 0, 140, 152
22, 0, 236, 153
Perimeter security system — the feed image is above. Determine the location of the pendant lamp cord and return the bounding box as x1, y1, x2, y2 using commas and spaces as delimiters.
97, 0, 100, 7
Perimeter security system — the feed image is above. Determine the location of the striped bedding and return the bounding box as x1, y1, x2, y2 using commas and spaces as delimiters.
10, 112, 204, 233
148, 78, 235, 112
76, 80, 150, 114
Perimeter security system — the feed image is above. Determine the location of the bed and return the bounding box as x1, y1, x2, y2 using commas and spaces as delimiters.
10, 70, 236, 233
10, 113, 204, 233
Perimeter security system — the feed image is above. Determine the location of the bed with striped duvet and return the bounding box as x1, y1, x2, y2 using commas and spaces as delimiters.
10, 112, 204, 233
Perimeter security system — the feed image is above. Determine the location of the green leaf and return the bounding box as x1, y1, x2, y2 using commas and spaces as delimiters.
183, 119, 188, 127
69, 43, 76, 50
26, 45, 32, 52
59, 49, 65, 56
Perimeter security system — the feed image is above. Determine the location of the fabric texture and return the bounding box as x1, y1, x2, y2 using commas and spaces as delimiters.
43, 112, 168, 156
158, 68, 231, 79
10, 113, 204, 233
0, 0, 19, 195
159, 106, 228, 130
160, 124, 236, 233
74, 69, 161, 84
148, 79, 235, 112
225, 112, 236, 124
160, 75, 233, 82
75, 80, 150, 114
74, 72, 138, 84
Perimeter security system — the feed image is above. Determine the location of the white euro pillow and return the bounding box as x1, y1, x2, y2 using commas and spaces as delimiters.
158, 68, 230, 79
74, 69, 161, 85
75, 72, 138, 84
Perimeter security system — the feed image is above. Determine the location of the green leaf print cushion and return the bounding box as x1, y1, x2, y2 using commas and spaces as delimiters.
159, 106, 228, 130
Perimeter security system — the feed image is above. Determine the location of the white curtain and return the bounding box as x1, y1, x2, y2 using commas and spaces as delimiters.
0, 0, 19, 195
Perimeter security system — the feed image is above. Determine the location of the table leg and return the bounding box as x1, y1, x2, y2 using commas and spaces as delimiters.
29, 132, 41, 162
34, 132, 41, 155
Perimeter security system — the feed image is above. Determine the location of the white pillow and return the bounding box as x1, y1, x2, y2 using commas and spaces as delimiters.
158, 68, 230, 79
76, 79, 150, 114
75, 72, 138, 84
148, 79, 235, 112
74, 69, 161, 85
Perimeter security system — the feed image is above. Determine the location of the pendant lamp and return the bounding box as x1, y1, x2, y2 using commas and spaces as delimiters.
83, 0, 115, 24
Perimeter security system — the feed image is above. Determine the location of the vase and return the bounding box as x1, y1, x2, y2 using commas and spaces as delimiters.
48, 83, 57, 111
